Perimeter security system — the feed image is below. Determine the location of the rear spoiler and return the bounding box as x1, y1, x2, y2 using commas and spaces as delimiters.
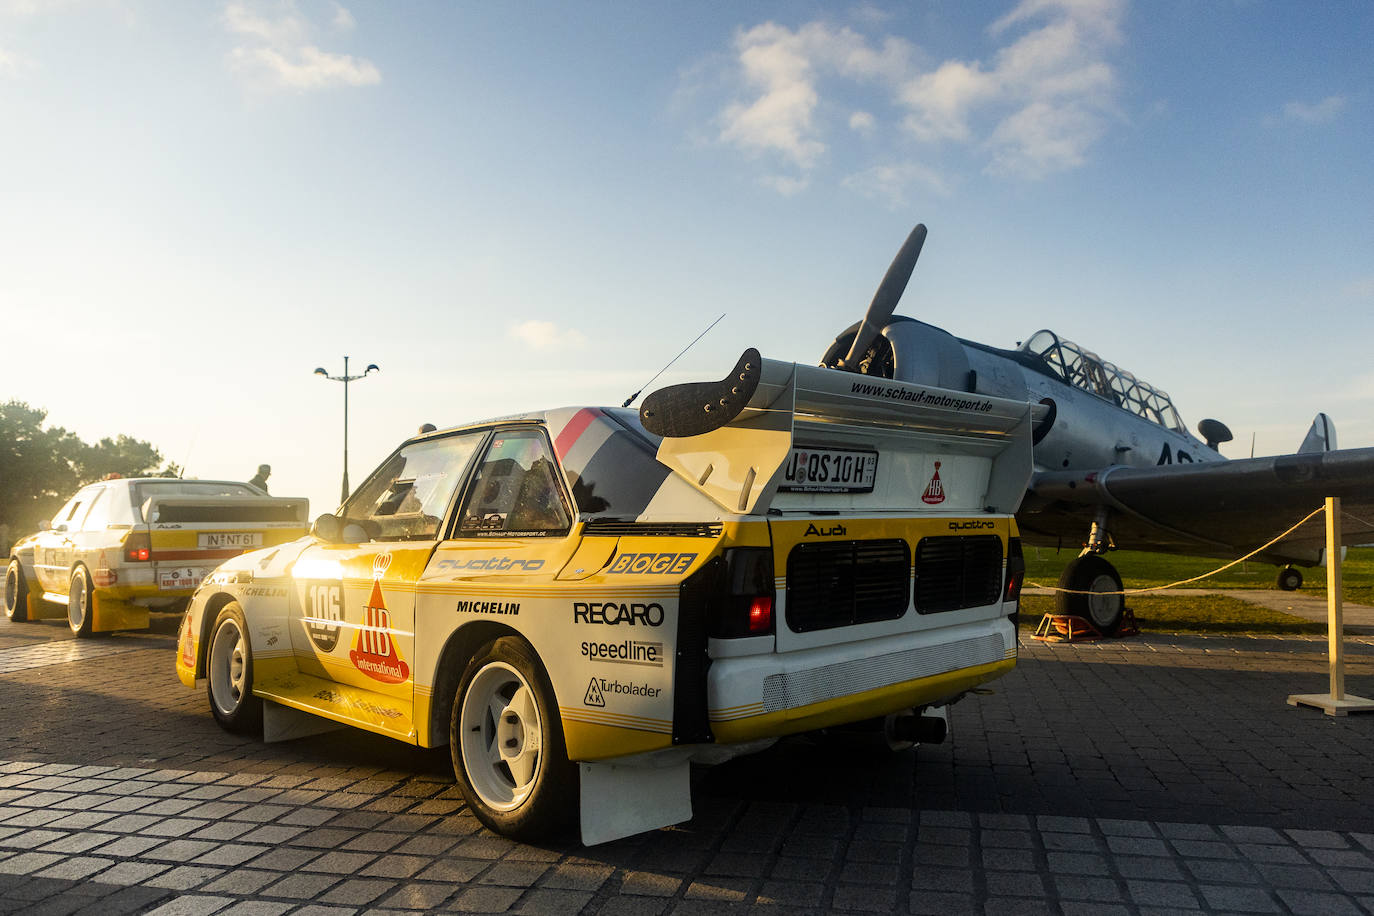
640, 349, 1042, 515
144, 496, 310, 525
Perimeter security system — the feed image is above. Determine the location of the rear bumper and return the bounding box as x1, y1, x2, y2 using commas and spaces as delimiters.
707, 616, 1016, 744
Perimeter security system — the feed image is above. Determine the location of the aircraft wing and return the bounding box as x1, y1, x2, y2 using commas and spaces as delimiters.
1018, 447, 1374, 566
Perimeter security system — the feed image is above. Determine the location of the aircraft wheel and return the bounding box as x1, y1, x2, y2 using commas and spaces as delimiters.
1057, 555, 1124, 635
1276, 567, 1303, 591
68, 567, 95, 638
207, 603, 263, 734
451, 637, 576, 841
4, 559, 29, 622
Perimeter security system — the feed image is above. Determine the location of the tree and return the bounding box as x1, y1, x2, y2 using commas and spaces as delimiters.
0, 400, 177, 538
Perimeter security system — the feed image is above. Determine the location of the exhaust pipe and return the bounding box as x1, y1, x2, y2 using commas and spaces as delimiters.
886, 708, 948, 746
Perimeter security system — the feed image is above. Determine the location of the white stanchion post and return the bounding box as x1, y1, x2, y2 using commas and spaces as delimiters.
1287, 497, 1374, 716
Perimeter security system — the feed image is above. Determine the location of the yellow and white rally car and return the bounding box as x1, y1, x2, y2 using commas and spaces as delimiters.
5, 478, 308, 636
176, 351, 1036, 844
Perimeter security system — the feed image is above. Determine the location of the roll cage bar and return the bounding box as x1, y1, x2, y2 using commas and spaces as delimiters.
1019, 330, 1185, 432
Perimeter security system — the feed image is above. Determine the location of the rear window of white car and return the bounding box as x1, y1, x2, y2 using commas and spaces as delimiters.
131, 481, 261, 522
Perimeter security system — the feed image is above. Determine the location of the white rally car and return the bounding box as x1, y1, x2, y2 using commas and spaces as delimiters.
5, 478, 308, 636
176, 351, 1036, 844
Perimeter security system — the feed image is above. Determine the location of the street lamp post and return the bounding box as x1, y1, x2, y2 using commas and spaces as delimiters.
314, 356, 379, 504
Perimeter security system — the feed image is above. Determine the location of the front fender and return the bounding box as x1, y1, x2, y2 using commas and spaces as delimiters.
180, 535, 315, 685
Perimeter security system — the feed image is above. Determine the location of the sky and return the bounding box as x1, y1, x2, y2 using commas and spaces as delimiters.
2, 0, 1371, 520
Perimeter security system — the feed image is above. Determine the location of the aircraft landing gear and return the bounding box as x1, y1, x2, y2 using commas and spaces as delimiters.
1276, 566, 1303, 591
1056, 554, 1125, 636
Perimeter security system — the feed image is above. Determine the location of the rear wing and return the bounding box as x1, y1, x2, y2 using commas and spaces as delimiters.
642, 351, 1040, 515
144, 496, 310, 526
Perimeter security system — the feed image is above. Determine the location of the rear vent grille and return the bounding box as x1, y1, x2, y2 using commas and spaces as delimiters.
914, 535, 1003, 614
582, 520, 723, 538
785, 539, 909, 633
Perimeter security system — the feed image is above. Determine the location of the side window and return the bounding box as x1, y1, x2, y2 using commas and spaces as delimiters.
342, 433, 484, 541
458, 429, 571, 537
52, 494, 83, 529
80, 488, 110, 531
55, 488, 97, 530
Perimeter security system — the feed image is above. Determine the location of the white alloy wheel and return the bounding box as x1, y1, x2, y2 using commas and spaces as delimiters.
68, 568, 93, 637
209, 615, 250, 718
5, 560, 28, 622
205, 603, 262, 733
459, 660, 544, 812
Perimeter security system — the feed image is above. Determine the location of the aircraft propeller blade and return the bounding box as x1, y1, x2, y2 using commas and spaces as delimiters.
840, 223, 927, 370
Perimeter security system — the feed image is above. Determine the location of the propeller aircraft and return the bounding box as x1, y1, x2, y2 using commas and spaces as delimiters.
818, 225, 1374, 635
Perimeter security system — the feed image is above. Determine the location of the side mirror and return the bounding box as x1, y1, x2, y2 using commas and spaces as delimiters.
342, 521, 378, 543
311, 513, 342, 542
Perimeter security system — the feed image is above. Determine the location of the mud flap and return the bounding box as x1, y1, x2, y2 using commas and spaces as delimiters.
263, 700, 347, 743
579, 759, 691, 845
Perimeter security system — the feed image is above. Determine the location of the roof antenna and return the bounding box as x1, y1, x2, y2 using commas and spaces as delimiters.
622, 313, 725, 408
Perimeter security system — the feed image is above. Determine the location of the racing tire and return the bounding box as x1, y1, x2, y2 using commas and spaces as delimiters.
5, 559, 29, 623
1277, 567, 1303, 591
207, 603, 263, 735
68, 567, 95, 638
450, 637, 577, 842
1056, 554, 1124, 636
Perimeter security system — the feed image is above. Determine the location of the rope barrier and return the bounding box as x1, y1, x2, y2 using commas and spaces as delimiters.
1027, 504, 1327, 597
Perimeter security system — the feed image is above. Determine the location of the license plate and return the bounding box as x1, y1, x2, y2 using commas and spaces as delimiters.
198, 532, 263, 549
159, 567, 209, 590
778, 446, 877, 493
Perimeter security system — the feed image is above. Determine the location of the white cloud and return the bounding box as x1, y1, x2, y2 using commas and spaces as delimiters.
0, 45, 26, 77
509, 320, 588, 352
331, 3, 354, 31
716, 21, 914, 170
760, 173, 810, 196
1267, 95, 1347, 126
702, 0, 1125, 192
223, 1, 378, 92
842, 162, 950, 206
903, 0, 1123, 177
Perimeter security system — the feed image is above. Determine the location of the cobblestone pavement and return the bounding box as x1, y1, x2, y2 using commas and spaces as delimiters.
1, 612, 1372, 914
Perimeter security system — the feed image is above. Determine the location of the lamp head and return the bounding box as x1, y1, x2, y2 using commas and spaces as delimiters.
365, 364, 379, 374
313, 367, 327, 376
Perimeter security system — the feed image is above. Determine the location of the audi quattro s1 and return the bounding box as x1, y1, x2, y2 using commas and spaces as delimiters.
176, 350, 1037, 845
5, 477, 309, 637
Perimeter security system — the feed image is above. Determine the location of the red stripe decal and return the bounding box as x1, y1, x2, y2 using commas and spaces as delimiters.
154, 549, 243, 561
554, 408, 600, 459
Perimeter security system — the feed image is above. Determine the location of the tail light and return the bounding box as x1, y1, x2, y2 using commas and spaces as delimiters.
1003, 537, 1025, 613
123, 531, 152, 563
709, 547, 775, 638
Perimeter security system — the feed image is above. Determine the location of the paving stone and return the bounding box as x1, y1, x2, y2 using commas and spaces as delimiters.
906, 890, 978, 915
202, 869, 284, 895
1274, 888, 1365, 916
446, 885, 521, 912
260, 872, 341, 899
511, 888, 594, 914
1126, 879, 1202, 909
831, 882, 898, 911
142, 895, 234, 916
143, 865, 227, 890
1198, 883, 1281, 912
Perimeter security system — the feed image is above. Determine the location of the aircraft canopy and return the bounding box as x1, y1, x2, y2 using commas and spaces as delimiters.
1019, 330, 1185, 432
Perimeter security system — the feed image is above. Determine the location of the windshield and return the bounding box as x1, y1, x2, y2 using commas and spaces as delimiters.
1020, 330, 1185, 432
